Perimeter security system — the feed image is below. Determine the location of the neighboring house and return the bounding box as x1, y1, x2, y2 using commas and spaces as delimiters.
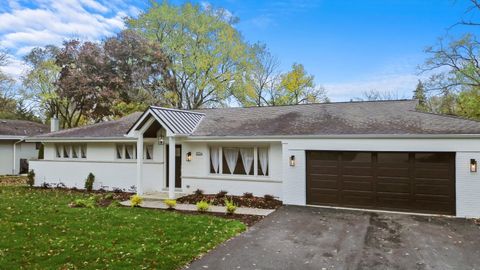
27, 100, 480, 217
0, 119, 49, 175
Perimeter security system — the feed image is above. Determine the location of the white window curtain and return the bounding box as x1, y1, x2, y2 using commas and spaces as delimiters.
240, 148, 254, 175
145, 144, 153, 160
210, 146, 219, 173
116, 145, 123, 159
72, 145, 78, 158
80, 145, 87, 158
63, 145, 70, 158
258, 148, 268, 175
223, 148, 239, 174
125, 145, 134, 159
55, 145, 61, 158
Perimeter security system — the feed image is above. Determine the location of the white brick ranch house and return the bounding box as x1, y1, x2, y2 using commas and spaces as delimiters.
27, 100, 480, 218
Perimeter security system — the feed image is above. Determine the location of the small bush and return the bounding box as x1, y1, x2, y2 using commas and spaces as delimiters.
264, 194, 275, 201
84, 173, 95, 192
27, 170, 35, 187
104, 193, 114, 200
243, 192, 254, 199
70, 197, 95, 208
130, 195, 143, 207
194, 189, 204, 196
112, 187, 123, 193
225, 198, 237, 215
108, 200, 121, 208
164, 199, 177, 209
216, 190, 228, 198
196, 200, 210, 212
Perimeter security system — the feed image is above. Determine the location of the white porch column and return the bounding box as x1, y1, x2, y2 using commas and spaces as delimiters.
168, 136, 176, 199
136, 133, 144, 195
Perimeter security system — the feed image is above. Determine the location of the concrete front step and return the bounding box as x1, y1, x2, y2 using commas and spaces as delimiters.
141, 192, 186, 201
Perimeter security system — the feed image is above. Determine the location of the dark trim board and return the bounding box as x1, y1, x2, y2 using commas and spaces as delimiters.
306, 151, 456, 215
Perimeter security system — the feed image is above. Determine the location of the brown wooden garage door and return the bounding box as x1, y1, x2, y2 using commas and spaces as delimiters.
306, 151, 456, 215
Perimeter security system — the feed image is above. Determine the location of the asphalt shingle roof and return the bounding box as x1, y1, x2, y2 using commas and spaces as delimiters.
33, 100, 480, 139
0, 119, 48, 137
36, 112, 143, 138
191, 100, 480, 136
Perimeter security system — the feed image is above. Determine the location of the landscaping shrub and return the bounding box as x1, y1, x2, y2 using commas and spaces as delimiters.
164, 199, 177, 210
194, 189, 204, 196
216, 190, 228, 198
243, 192, 253, 198
104, 193, 114, 200
84, 173, 95, 192
264, 194, 274, 201
112, 187, 123, 193
196, 200, 210, 212
225, 198, 237, 215
70, 197, 96, 208
27, 170, 35, 187
130, 195, 143, 207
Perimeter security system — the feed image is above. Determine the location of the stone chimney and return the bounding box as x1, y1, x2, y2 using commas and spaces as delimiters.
50, 117, 59, 132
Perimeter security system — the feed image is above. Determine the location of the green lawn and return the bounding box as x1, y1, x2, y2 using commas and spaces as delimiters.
0, 186, 246, 269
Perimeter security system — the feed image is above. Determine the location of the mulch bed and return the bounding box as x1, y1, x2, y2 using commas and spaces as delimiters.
153, 208, 265, 227
0, 176, 27, 186
177, 193, 282, 209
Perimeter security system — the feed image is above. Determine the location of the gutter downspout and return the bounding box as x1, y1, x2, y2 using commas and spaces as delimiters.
12, 139, 23, 175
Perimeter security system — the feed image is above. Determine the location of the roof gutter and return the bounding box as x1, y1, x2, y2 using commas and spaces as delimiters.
0, 135, 26, 140
185, 133, 480, 141
25, 137, 137, 143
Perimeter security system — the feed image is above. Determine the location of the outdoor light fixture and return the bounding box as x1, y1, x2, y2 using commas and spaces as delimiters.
471, 159, 477, 173
289, 155, 295, 166
158, 135, 164, 145
186, 152, 192, 162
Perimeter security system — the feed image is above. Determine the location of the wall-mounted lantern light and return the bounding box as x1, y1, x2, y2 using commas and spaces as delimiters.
187, 152, 192, 162
471, 159, 477, 172
289, 155, 295, 166
158, 135, 164, 145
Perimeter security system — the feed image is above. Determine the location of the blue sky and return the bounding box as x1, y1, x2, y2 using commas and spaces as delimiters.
0, 0, 478, 101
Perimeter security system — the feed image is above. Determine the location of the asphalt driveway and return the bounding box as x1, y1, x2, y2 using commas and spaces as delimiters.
186, 206, 480, 270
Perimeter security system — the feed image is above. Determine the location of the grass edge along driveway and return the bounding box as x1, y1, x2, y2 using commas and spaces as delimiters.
0, 186, 246, 269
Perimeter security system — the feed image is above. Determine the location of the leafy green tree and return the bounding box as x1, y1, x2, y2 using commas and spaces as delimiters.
413, 80, 428, 111
277, 63, 328, 105
22, 45, 62, 120
235, 43, 280, 107
127, 1, 253, 109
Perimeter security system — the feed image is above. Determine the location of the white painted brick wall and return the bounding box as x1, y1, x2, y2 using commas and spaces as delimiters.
456, 152, 480, 217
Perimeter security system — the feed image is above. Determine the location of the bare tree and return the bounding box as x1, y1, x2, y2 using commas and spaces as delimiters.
354, 89, 407, 101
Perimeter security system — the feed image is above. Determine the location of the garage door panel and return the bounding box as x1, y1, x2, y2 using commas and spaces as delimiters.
342, 167, 373, 176
414, 168, 451, 179
307, 151, 455, 215
309, 179, 338, 189
376, 167, 409, 177
309, 166, 338, 175
342, 180, 373, 191
376, 182, 410, 193
308, 189, 338, 204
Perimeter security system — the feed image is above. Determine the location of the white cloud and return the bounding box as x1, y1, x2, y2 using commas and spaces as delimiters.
324, 73, 426, 101
0, 0, 140, 79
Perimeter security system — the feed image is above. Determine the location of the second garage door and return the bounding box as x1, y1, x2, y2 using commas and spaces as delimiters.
306, 151, 456, 215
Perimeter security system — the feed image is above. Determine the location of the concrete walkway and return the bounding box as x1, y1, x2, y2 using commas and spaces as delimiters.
120, 200, 275, 216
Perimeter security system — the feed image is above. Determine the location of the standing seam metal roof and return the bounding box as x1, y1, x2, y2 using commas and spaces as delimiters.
149, 106, 204, 135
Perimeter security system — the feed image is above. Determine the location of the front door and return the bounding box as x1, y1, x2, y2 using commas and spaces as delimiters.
166, 145, 182, 188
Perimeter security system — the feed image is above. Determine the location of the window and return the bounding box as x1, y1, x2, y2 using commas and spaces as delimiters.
35, 142, 41, 150
55, 144, 87, 159
210, 146, 268, 176
115, 143, 154, 160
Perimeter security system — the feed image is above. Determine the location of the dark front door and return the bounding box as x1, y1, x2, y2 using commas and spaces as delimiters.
166, 145, 182, 188
306, 151, 456, 215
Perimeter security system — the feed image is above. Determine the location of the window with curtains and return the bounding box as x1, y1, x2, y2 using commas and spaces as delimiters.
55, 144, 87, 159
115, 143, 154, 160
210, 146, 269, 176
